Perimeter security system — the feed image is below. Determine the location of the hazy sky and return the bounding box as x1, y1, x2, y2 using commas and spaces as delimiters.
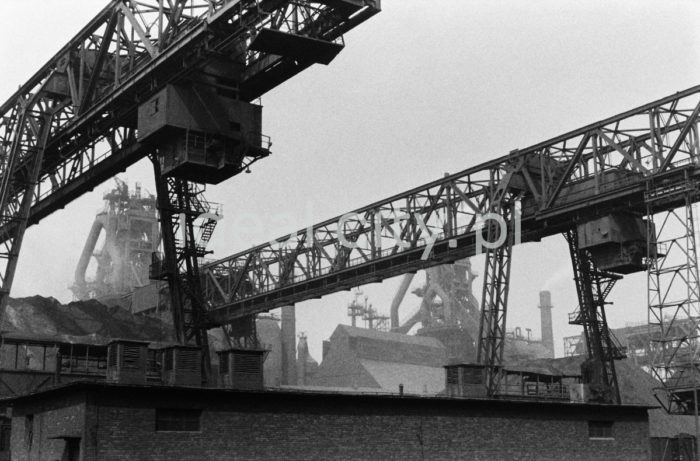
1, 1, 700, 359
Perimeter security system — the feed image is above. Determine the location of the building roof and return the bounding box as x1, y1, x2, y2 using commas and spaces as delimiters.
310, 325, 448, 393
279, 384, 394, 395
332, 324, 446, 366
2, 380, 654, 416
360, 360, 445, 394
336, 324, 445, 348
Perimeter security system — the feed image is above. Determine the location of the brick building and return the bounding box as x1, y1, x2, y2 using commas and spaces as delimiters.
6, 381, 650, 461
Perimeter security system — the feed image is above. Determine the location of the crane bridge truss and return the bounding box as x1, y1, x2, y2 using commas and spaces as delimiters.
200, 84, 700, 408
202, 85, 700, 321
0, 0, 380, 312
2, 0, 700, 409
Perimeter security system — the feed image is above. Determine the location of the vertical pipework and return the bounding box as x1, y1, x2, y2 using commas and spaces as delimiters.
538, 291, 555, 358
390, 273, 415, 329
297, 334, 308, 386
281, 305, 297, 385
73, 218, 105, 299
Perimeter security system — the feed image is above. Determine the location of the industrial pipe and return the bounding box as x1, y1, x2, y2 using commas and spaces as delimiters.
390, 273, 415, 329
73, 218, 104, 298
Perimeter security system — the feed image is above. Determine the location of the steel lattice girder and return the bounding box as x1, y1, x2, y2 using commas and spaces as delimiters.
647, 188, 700, 414
566, 229, 623, 404
200, 85, 700, 327
0, 102, 55, 303
0, 0, 380, 312
476, 168, 517, 396
477, 225, 513, 396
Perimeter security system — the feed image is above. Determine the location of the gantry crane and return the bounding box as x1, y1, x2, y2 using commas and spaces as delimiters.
0, 0, 380, 382
2, 1, 699, 411
200, 86, 700, 409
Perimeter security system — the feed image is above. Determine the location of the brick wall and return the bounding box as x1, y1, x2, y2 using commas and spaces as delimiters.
9, 384, 651, 461
94, 400, 649, 460
10, 391, 85, 461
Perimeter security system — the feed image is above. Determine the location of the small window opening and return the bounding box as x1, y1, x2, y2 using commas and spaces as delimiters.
588, 420, 614, 439
25, 415, 33, 448
155, 409, 201, 432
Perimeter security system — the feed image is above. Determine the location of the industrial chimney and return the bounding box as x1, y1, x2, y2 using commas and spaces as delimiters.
538, 291, 555, 358
281, 305, 297, 385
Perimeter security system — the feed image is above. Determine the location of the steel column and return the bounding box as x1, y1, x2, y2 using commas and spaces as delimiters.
476, 167, 517, 396
0, 102, 55, 323
151, 159, 221, 382
477, 233, 513, 396
647, 177, 700, 414
566, 229, 624, 404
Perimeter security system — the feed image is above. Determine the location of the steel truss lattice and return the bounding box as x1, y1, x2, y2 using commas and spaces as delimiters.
477, 234, 512, 396
0, 0, 379, 334
566, 229, 625, 404
0, 97, 55, 316
151, 157, 222, 380
647, 178, 700, 414
477, 167, 518, 396
200, 86, 700, 327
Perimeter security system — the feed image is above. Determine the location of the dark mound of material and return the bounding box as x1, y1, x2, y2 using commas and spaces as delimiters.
516, 355, 695, 437
3, 295, 174, 343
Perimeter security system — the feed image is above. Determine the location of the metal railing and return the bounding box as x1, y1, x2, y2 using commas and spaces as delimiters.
497, 382, 571, 401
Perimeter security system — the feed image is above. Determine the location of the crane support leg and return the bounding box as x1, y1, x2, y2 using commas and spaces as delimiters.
0, 103, 54, 321
477, 235, 513, 396
222, 316, 260, 349
151, 157, 214, 383
566, 229, 624, 404
647, 178, 700, 414
476, 187, 517, 395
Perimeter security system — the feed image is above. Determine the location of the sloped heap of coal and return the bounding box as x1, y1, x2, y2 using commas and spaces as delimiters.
516, 355, 695, 438
2, 295, 175, 343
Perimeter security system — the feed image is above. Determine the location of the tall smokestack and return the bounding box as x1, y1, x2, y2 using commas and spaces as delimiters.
538, 291, 555, 358
297, 334, 309, 386
281, 305, 297, 385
